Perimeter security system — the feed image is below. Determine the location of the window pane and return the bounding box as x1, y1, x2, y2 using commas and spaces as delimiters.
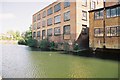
118, 7, 120, 16
33, 15, 36, 22
82, 0, 87, 6
54, 15, 61, 24
64, 25, 70, 34
37, 22, 41, 29
106, 9, 110, 18
42, 21, 46, 27
111, 27, 117, 36
64, 0, 70, 8
37, 13, 40, 20
99, 10, 103, 19
99, 28, 103, 36
64, 11, 70, 21
42, 11, 46, 18
94, 28, 99, 36
47, 28, 52, 36
47, 7, 53, 15
91, 1, 95, 9
82, 11, 87, 20
33, 32, 36, 37
42, 30, 46, 37
33, 24, 36, 30
106, 27, 111, 36
54, 3, 61, 12
37, 31, 40, 37
47, 18, 52, 26
95, 11, 99, 19
54, 27, 60, 35
111, 8, 116, 17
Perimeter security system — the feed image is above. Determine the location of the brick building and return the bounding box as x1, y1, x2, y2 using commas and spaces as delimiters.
32, 0, 103, 49
89, 3, 120, 49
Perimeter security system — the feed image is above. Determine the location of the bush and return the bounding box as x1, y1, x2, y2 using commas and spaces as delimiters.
63, 42, 70, 51
49, 41, 55, 50
39, 39, 50, 51
18, 39, 26, 45
27, 38, 38, 47
73, 43, 79, 50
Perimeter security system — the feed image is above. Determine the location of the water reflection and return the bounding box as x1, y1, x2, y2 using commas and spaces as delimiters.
2, 44, 119, 78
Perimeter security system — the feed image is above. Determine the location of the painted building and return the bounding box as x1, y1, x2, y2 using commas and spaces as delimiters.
89, 3, 120, 49
32, 0, 103, 49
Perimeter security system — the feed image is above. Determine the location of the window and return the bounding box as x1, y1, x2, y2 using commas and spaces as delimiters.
33, 15, 36, 22
94, 10, 103, 19
33, 24, 36, 30
64, 25, 70, 34
118, 7, 120, 16
64, 11, 70, 21
54, 3, 61, 12
82, 0, 87, 6
37, 31, 40, 37
91, 1, 96, 9
42, 30, 46, 38
54, 15, 61, 24
37, 13, 40, 20
42, 11, 46, 18
37, 22, 41, 29
47, 7, 53, 16
94, 28, 103, 37
111, 8, 117, 17
82, 25, 87, 34
82, 11, 87, 21
106, 27, 119, 36
106, 9, 110, 18
54, 27, 61, 35
33, 32, 36, 37
42, 20, 46, 27
47, 18, 52, 26
47, 28, 52, 36
64, 0, 70, 8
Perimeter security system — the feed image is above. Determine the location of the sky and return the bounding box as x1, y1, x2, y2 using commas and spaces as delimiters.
0, 0, 56, 34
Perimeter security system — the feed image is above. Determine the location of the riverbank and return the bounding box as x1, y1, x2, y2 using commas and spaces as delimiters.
0, 40, 18, 44
60, 48, 120, 61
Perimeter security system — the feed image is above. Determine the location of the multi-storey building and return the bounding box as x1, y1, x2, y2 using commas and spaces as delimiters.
32, 0, 103, 49
89, 3, 120, 49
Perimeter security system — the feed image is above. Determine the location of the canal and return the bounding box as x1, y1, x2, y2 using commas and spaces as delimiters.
1, 44, 119, 78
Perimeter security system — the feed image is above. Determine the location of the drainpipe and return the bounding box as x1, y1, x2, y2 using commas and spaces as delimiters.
103, 0, 106, 49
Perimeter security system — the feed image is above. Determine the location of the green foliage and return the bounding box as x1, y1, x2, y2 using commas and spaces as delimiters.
73, 43, 79, 50
63, 42, 70, 51
18, 39, 26, 45
39, 39, 50, 51
27, 38, 38, 47
49, 41, 55, 50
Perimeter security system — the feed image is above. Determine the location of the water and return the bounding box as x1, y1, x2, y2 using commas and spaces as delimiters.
1, 44, 119, 78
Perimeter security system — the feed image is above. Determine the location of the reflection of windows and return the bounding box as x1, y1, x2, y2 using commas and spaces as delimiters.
33, 32, 36, 37
37, 13, 40, 20
94, 28, 103, 37
42, 20, 46, 27
47, 28, 52, 36
47, 7, 53, 16
94, 10, 103, 19
54, 27, 60, 35
47, 18, 52, 26
91, 1, 95, 9
42, 11, 46, 18
82, 0, 87, 6
106, 9, 110, 18
64, 25, 70, 34
111, 8, 117, 17
37, 22, 41, 29
54, 3, 61, 12
64, 0, 70, 8
106, 7, 120, 18
54, 15, 61, 24
37, 31, 40, 37
64, 11, 70, 21
106, 27, 119, 36
82, 11, 87, 21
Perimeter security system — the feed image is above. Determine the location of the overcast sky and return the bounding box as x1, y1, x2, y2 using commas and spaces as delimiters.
0, 0, 56, 34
